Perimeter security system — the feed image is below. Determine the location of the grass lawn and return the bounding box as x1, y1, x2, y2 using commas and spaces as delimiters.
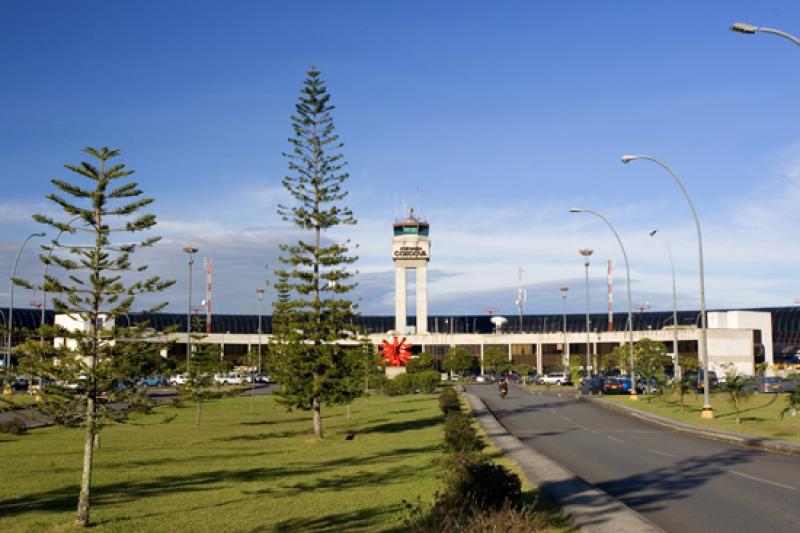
1, 394, 38, 412
1, 393, 445, 532
601, 390, 800, 442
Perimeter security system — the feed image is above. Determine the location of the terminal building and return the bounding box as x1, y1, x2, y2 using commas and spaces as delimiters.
2, 212, 799, 377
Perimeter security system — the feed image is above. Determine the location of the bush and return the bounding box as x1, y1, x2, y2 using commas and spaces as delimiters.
0, 418, 27, 435
444, 455, 521, 510
406, 498, 546, 533
414, 371, 440, 393
443, 411, 484, 454
439, 388, 460, 415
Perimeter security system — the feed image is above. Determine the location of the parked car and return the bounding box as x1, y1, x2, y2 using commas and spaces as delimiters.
580, 376, 605, 395
744, 376, 800, 394
138, 376, 169, 387
683, 371, 719, 391
9, 377, 29, 392
169, 374, 187, 386
603, 377, 632, 394
539, 372, 570, 386
214, 372, 243, 385
244, 373, 270, 384
476, 374, 496, 384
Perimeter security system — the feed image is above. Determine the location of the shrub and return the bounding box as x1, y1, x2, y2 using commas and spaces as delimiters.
0, 418, 27, 435
383, 378, 400, 396
443, 411, 484, 454
444, 455, 521, 510
405, 498, 546, 533
393, 373, 415, 395
438, 387, 460, 415
413, 371, 440, 393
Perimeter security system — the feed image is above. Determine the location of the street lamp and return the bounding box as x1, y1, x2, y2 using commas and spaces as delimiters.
650, 229, 681, 380
183, 246, 198, 372
622, 155, 711, 416
730, 22, 800, 47
6, 232, 46, 373
559, 286, 569, 372
570, 208, 637, 399
256, 287, 264, 374
579, 249, 594, 376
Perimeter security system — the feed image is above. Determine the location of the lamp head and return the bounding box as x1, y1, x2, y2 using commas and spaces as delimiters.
559, 286, 569, 293
730, 22, 758, 34
621, 155, 638, 164
569, 208, 583, 213
182, 246, 198, 254
649, 230, 658, 237
34, 232, 46, 237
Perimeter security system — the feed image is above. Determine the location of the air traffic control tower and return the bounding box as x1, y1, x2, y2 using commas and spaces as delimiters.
393, 209, 430, 334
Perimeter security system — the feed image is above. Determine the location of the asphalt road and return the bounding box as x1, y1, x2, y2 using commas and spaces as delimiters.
467, 384, 800, 533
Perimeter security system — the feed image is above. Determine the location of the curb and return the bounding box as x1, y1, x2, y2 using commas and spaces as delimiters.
578, 394, 800, 457
464, 392, 664, 533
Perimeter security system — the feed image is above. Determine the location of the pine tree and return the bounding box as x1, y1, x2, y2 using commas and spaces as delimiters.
270, 67, 362, 440
16, 147, 173, 527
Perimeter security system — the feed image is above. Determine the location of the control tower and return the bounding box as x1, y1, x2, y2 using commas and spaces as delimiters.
393, 209, 430, 334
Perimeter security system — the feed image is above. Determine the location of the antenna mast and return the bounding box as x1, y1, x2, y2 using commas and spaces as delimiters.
204, 257, 212, 333
515, 266, 526, 333
607, 259, 614, 332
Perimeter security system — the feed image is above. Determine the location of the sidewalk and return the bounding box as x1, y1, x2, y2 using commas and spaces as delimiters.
464, 392, 664, 533
579, 393, 800, 457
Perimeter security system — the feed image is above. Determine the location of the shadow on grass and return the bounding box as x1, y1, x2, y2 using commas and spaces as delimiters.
359, 416, 441, 434
277, 464, 417, 496
264, 503, 404, 532
0, 465, 322, 518
212, 428, 312, 441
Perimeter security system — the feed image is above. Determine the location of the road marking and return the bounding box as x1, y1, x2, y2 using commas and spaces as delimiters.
645, 448, 674, 458
548, 409, 558, 415
562, 416, 572, 422
607, 436, 625, 444
730, 470, 797, 491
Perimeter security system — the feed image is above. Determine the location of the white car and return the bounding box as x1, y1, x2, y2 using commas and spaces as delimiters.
539, 372, 569, 385
214, 372, 243, 385
169, 374, 187, 386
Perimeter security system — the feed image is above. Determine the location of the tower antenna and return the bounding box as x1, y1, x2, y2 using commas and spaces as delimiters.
204, 257, 213, 333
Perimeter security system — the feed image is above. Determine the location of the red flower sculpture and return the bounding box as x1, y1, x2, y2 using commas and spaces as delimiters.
379, 336, 413, 367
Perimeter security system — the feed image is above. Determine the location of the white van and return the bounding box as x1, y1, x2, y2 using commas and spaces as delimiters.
214, 372, 243, 385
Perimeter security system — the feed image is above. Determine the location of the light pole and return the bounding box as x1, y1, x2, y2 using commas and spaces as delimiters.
730, 22, 800, 47
256, 287, 264, 374
183, 246, 198, 373
570, 208, 637, 399
650, 229, 681, 380
579, 249, 593, 376
560, 286, 569, 372
622, 155, 711, 416
5, 232, 46, 373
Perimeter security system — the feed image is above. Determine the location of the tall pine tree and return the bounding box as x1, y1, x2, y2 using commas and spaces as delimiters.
270, 67, 361, 440
17, 147, 173, 527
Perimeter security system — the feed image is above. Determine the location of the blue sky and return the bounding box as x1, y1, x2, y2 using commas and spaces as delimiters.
2, 1, 800, 317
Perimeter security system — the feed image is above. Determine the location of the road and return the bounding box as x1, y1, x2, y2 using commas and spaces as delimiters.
467, 384, 800, 533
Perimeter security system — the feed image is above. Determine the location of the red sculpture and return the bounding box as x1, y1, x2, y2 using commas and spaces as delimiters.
379, 336, 413, 367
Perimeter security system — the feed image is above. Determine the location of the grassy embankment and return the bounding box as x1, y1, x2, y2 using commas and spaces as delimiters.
1, 394, 444, 532
600, 390, 800, 442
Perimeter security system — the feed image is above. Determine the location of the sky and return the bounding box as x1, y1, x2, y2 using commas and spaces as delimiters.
1, 1, 800, 318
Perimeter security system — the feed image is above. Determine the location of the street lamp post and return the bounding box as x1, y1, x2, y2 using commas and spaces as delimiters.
183, 246, 198, 373
570, 209, 637, 399
730, 22, 800, 47
256, 288, 264, 374
579, 249, 594, 376
650, 229, 681, 380
5, 232, 46, 374
560, 286, 569, 372
622, 155, 710, 416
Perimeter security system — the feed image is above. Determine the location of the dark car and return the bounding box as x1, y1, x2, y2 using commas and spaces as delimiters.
744, 376, 800, 394
684, 371, 719, 390
580, 376, 605, 395
603, 377, 631, 394
10, 377, 29, 392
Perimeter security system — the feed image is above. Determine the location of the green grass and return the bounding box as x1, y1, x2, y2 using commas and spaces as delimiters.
601, 390, 800, 441
0, 394, 445, 532
1, 394, 38, 412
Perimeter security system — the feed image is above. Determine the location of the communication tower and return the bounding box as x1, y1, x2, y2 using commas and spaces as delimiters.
393, 208, 430, 334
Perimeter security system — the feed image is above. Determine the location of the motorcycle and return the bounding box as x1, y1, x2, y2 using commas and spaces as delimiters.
499, 382, 509, 399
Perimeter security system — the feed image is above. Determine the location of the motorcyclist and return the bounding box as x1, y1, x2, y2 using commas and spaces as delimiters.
498, 376, 509, 398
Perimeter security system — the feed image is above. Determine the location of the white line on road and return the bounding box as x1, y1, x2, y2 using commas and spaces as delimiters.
562, 416, 572, 422
730, 470, 797, 491
645, 448, 674, 458
607, 436, 625, 444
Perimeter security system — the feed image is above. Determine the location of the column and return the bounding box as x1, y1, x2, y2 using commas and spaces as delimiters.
395, 266, 406, 332
416, 263, 428, 333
